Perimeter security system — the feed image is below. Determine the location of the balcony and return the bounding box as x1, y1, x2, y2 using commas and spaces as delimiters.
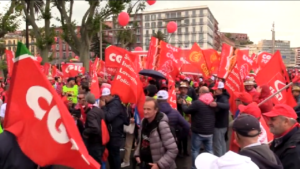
145, 34, 150, 37
177, 31, 184, 35
158, 24, 165, 28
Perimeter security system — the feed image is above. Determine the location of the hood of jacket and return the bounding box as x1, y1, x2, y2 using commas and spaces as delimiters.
199, 93, 214, 105
158, 102, 173, 115
259, 85, 271, 99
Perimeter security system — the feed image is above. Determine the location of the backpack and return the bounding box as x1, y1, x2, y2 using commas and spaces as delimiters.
157, 122, 177, 142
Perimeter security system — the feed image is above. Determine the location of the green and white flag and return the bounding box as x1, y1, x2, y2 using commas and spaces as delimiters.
14, 42, 35, 61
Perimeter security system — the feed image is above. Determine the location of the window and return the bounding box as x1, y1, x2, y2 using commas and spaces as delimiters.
171, 12, 176, 18
151, 14, 156, 20
200, 18, 203, 24
13, 40, 15, 45
62, 44, 66, 50
145, 15, 150, 21
13, 47, 16, 51
152, 29, 155, 34
145, 23, 150, 28
177, 12, 181, 17
8, 47, 11, 50
178, 35, 182, 42
192, 19, 196, 24
185, 11, 188, 16
192, 10, 196, 16
200, 10, 203, 15
158, 21, 162, 27
146, 30, 149, 35
151, 22, 156, 28
69, 46, 71, 50
185, 34, 189, 41
178, 28, 181, 33
193, 27, 196, 33
192, 35, 196, 42
184, 19, 189, 24
157, 13, 161, 19
136, 29, 140, 35
63, 52, 66, 59
199, 33, 204, 40
8, 40, 11, 45
137, 36, 140, 43
185, 27, 188, 33
69, 52, 72, 58
56, 30, 59, 35
200, 26, 203, 32
31, 46, 34, 52
56, 52, 60, 58
56, 44, 59, 50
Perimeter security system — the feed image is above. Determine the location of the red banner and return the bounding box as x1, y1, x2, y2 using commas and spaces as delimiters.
61, 63, 85, 77
236, 50, 254, 81
105, 45, 128, 68
254, 52, 273, 74
167, 75, 177, 109
146, 37, 159, 70
5, 56, 99, 168
202, 49, 220, 75
180, 49, 200, 75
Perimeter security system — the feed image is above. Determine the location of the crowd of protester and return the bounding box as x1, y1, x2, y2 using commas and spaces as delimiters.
0, 71, 300, 169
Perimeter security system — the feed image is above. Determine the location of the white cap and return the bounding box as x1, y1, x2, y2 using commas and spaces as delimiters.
101, 88, 111, 96
199, 78, 203, 82
210, 76, 215, 81
217, 81, 225, 88
156, 90, 169, 100
195, 151, 259, 169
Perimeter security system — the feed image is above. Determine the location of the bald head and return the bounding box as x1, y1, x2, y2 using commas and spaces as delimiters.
199, 86, 209, 94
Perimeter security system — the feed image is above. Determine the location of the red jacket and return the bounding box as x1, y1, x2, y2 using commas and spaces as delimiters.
257, 85, 274, 113
248, 88, 260, 103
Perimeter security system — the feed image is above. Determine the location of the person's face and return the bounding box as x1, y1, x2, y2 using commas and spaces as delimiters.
266, 116, 289, 136
213, 89, 222, 95
69, 80, 75, 86
245, 85, 254, 91
57, 77, 62, 83
143, 101, 158, 119
175, 87, 179, 95
235, 99, 242, 106
293, 91, 300, 97
77, 94, 86, 106
180, 87, 188, 95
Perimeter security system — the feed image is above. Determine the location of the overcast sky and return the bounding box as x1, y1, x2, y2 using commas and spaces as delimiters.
5, 1, 300, 47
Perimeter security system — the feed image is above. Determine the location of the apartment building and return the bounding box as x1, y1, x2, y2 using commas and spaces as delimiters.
291, 47, 300, 67
257, 40, 295, 66
142, 6, 220, 50
3, 32, 38, 55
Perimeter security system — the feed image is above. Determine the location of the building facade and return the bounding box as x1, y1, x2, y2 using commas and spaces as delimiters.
220, 33, 235, 48
291, 47, 300, 67
3, 32, 38, 55
141, 6, 220, 50
257, 40, 295, 66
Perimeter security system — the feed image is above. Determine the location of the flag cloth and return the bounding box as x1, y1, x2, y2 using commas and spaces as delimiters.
5, 42, 99, 169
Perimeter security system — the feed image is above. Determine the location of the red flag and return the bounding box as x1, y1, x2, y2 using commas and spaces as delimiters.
61, 63, 85, 77
254, 52, 272, 74
43, 63, 51, 76
5, 50, 14, 77
105, 46, 127, 68
180, 49, 199, 75
111, 53, 140, 103
167, 75, 177, 109
256, 51, 296, 107
156, 41, 181, 79
146, 37, 160, 70
236, 50, 254, 81
202, 49, 220, 75
4, 55, 99, 168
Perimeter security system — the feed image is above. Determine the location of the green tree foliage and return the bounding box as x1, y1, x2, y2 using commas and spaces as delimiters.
19, 0, 56, 64
0, 1, 21, 38
54, 0, 132, 71
90, 23, 111, 59
152, 30, 167, 42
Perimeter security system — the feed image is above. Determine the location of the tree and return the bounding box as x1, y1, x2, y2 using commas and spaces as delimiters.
115, 1, 146, 49
90, 23, 111, 59
54, 0, 132, 71
152, 30, 167, 42
20, 0, 56, 64
0, 1, 21, 38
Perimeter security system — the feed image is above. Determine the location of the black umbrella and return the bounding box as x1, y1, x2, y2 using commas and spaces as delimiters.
139, 69, 166, 79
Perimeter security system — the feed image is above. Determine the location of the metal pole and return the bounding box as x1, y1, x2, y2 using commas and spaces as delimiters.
272, 22, 275, 54
25, 2, 29, 48
258, 81, 293, 106
100, 20, 103, 60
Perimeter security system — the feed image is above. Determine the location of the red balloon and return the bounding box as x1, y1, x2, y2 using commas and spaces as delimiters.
36, 56, 42, 63
74, 56, 79, 59
146, 0, 156, 5
54, 37, 58, 41
167, 21, 177, 33
118, 12, 130, 26
134, 47, 143, 51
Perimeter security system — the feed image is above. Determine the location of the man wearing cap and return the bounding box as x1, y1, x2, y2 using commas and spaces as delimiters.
232, 114, 283, 169
100, 88, 125, 169
264, 104, 300, 169
176, 82, 193, 156
244, 78, 259, 102
211, 81, 230, 157
293, 85, 300, 122
80, 92, 106, 165
156, 90, 190, 158
62, 77, 79, 105
181, 86, 215, 169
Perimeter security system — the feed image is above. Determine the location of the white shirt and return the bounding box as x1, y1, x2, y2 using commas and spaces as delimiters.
0, 103, 7, 118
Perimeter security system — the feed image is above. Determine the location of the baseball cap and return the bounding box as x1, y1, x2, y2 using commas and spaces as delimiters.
234, 92, 253, 104
264, 104, 298, 120
232, 114, 261, 137
238, 102, 261, 118
212, 81, 224, 90
157, 90, 169, 100
101, 88, 111, 96
210, 76, 215, 81
195, 151, 259, 169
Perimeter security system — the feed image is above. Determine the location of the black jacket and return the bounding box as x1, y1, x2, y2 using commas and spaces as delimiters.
83, 106, 104, 145
214, 91, 230, 128
187, 87, 198, 101
270, 126, 300, 169
182, 100, 215, 135
0, 131, 37, 169
239, 144, 283, 169
103, 96, 125, 147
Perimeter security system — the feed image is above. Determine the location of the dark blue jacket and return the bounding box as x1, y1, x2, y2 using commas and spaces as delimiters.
158, 102, 190, 137
0, 131, 37, 169
103, 96, 125, 147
